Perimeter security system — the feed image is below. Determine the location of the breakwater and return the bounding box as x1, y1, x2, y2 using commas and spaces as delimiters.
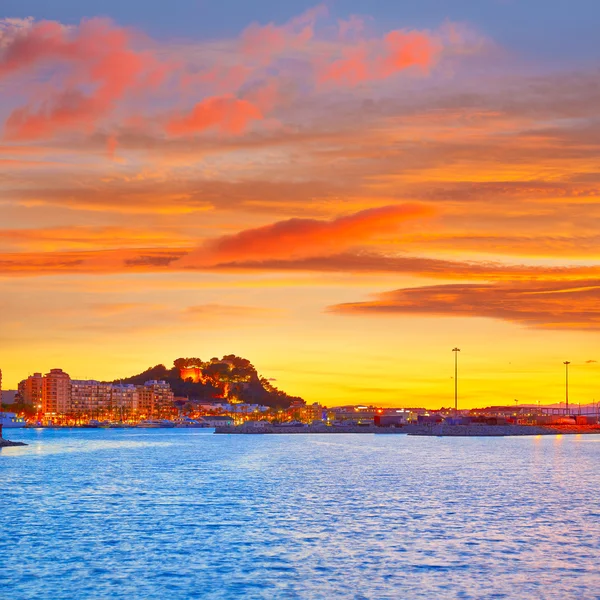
0, 425, 27, 447
407, 424, 551, 437
215, 423, 600, 436
408, 424, 600, 436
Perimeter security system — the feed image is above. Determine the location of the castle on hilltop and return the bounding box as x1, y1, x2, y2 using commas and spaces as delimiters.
179, 366, 204, 384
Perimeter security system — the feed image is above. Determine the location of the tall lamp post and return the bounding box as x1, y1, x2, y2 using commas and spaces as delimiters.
453, 348, 461, 417
564, 361, 570, 416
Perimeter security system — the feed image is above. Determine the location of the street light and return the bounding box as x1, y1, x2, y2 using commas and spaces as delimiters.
564, 361, 571, 416
452, 348, 461, 416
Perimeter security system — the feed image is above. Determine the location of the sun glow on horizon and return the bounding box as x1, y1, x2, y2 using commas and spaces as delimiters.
1, 5, 600, 408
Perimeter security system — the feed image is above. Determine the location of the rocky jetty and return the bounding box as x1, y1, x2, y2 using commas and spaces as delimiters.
213, 422, 596, 437
407, 424, 556, 437
0, 425, 27, 447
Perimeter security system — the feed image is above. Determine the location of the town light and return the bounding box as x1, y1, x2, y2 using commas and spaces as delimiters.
452, 348, 461, 416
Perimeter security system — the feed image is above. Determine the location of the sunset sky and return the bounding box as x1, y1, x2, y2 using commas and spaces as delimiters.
1, 1, 600, 408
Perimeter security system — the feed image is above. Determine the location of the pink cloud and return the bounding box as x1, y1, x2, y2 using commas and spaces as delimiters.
166, 95, 263, 136
319, 29, 442, 86
240, 5, 328, 63
1, 18, 165, 140
0, 12, 476, 142
0, 20, 66, 77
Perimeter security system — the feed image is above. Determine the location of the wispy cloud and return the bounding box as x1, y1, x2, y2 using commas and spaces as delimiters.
330, 280, 600, 330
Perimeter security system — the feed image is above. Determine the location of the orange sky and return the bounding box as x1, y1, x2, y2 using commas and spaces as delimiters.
1, 9, 599, 407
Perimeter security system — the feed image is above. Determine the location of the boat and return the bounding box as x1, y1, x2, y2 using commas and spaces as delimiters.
174, 417, 210, 428
137, 419, 176, 428
1, 413, 27, 428
88, 419, 111, 428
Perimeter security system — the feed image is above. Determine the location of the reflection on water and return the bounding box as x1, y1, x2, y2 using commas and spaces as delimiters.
2, 428, 174, 457
2, 429, 600, 599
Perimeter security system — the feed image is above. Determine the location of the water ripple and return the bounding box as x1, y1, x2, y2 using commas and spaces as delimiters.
1, 429, 600, 599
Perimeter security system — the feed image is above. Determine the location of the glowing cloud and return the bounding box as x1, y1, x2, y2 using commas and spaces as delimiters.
180, 204, 432, 266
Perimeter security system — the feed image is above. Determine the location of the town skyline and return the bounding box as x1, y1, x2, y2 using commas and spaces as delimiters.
2, 2, 600, 407
1, 350, 596, 411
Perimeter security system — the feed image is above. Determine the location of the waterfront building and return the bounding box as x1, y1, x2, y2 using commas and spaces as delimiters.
15, 367, 180, 420
42, 369, 71, 415
328, 405, 377, 424
138, 380, 175, 417
70, 380, 170, 417
111, 384, 140, 414
70, 380, 114, 415
18, 373, 44, 407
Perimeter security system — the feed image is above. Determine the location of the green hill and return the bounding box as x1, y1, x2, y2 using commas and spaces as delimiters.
113, 355, 303, 409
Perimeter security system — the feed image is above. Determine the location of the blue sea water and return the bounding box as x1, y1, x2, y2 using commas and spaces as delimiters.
1, 429, 600, 599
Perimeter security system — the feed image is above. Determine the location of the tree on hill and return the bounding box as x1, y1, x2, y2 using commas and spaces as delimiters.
112, 355, 303, 408
174, 358, 203, 370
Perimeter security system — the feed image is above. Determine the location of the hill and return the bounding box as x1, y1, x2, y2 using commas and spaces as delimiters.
113, 355, 303, 409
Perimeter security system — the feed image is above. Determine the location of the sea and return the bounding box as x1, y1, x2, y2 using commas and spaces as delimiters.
1, 428, 600, 599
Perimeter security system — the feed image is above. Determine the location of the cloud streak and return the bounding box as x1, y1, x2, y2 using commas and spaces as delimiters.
180, 204, 432, 266
330, 280, 600, 330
